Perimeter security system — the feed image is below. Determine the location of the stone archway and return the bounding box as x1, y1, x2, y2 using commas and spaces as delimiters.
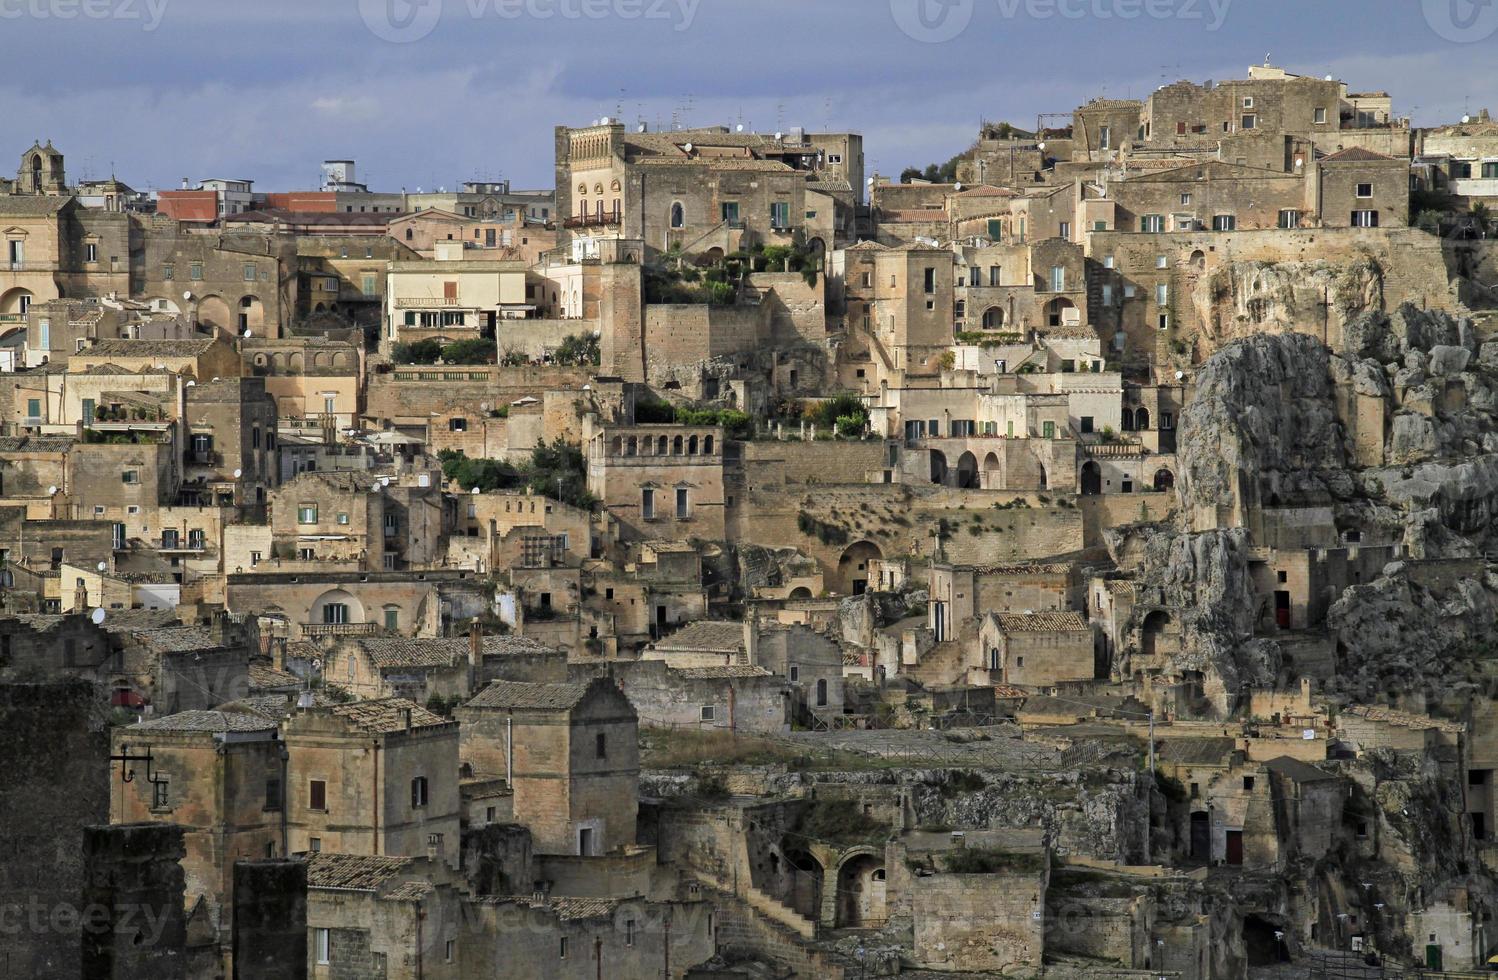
783, 849, 824, 921
1154, 468, 1175, 492
836, 541, 883, 596
0, 287, 34, 316
1142, 610, 1172, 658
835, 850, 888, 929
1080, 461, 1102, 496
956, 451, 979, 490
982, 452, 1002, 490
982, 306, 1005, 330
197, 295, 231, 334
1045, 296, 1077, 328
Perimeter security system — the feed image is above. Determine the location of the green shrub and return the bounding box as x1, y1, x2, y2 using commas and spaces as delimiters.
441, 339, 495, 365
392, 339, 442, 365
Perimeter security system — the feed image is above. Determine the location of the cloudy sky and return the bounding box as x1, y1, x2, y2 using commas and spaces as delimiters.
2, 0, 1495, 193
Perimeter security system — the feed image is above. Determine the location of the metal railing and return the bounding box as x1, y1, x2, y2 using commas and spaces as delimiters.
301, 622, 381, 638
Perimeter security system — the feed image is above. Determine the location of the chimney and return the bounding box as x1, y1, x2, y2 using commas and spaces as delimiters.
742, 606, 759, 667
469, 622, 483, 667
402, 706, 413, 732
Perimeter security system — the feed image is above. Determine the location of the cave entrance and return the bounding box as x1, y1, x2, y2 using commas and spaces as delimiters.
1243, 915, 1286, 967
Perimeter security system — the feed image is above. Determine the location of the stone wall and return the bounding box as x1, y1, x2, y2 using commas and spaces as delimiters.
81, 822, 188, 980
233, 859, 308, 979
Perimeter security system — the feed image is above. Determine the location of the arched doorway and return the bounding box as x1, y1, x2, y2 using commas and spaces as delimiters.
197, 295, 231, 334
1045, 297, 1077, 327
784, 850, 823, 920
1121, 408, 1135, 431
1037, 463, 1047, 491
982, 452, 1001, 490
310, 589, 364, 628
1080, 461, 1102, 496
1153, 468, 1175, 492
1136, 407, 1151, 430
788, 587, 814, 601
929, 450, 948, 485
0, 287, 34, 316
836, 541, 883, 596
982, 306, 1005, 330
1142, 610, 1172, 658
956, 451, 979, 490
1190, 249, 1206, 272
835, 853, 888, 928
238, 295, 265, 334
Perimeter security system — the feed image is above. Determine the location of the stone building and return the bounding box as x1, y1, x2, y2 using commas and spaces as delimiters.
282, 698, 461, 866
304, 852, 465, 980
977, 610, 1096, 688
456, 677, 639, 856
585, 417, 726, 542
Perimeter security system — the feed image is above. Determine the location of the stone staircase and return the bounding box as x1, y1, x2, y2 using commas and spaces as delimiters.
692, 878, 846, 979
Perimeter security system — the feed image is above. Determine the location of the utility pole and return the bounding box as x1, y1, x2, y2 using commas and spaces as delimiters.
1148, 710, 1155, 775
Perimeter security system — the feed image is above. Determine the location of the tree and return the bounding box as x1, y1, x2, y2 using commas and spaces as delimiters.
525, 439, 596, 509
554, 333, 600, 367
392, 339, 442, 365
440, 339, 495, 365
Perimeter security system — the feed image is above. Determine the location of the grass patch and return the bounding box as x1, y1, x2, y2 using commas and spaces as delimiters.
793, 800, 888, 849
941, 846, 1047, 875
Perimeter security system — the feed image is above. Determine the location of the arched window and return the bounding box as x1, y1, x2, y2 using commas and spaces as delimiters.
626, 436, 638, 456
657, 435, 668, 456
703, 435, 714, 455
670, 202, 685, 228
410, 776, 428, 809
672, 436, 684, 455
688, 435, 699, 455
405, 228, 414, 241
611, 436, 623, 455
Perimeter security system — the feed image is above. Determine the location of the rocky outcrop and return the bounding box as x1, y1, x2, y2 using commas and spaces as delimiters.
1178, 333, 1351, 523
1193, 257, 1384, 349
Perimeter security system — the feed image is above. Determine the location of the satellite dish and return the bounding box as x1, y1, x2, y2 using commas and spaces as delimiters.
380, 477, 390, 487
186, 380, 196, 387
90, 608, 106, 625
1463, 115, 1472, 124
232, 468, 243, 479
1175, 371, 1186, 381
183, 291, 193, 301
471, 487, 480, 495
637, 123, 647, 133
736, 124, 744, 132
211, 377, 219, 383
774, 131, 783, 141
867, 177, 875, 186
582, 384, 592, 391
1038, 142, 1047, 151
1325, 74, 1334, 81
418, 474, 431, 488
954, 183, 963, 191
684, 142, 694, 153
243, 329, 252, 338
97, 562, 108, 572
47, 485, 58, 496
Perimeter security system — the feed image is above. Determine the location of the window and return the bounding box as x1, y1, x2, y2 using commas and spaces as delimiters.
816, 679, 828, 707
309, 780, 327, 811
362, 274, 377, 296
1161, 412, 1174, 430
699, 705, 716, 722
309, 836, 322, 852
1314, 107, 1328, 124
559, 938, 568, 960
85, 243, 97, 263
411, 776, 428, 809
789, 665, 800, 682
1351, 210, 1379, 228
163, 263, 174, 280
1180, 193, 1192, 206
1278, 209, 1302, 229
1049, 266, 1065, 292
1242, 776, 1256, 791
264, 778, 282, 810
670, 202, 684, 228
299, 548, 316, 561
336, 512, 350, 526
1356, 183, 1373, 198
1212, 214, 1236, 232
449, 417, 468, 432
720, 201, 740, 223
323, 603, 349, 625
151, 776, 169, 809
384, 608, 399, 631
188, 529, 204, 550
1242, 96, 1254, 109
26, 397, 40, 421
315, 928, 330, 964
1058, 221, 1070, 239
122, 470, 139, 485
676, 487, 690, 520
770, 201, 790, 229
641, 488, 655, 520
1099, 126, 1111, 150
986, 219, 1002, 240
1042, 421, 1056, 439
1140, 214, 1165, 233
923, 267, 936, 294
1080, 416, 1095, 434
297, 505, 317, 524
1156, 284, 1169, 305
595, 733, 607, 759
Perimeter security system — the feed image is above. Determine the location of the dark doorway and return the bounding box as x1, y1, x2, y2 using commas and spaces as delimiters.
1190, 811, 1210, 861
1275, 591, 1291, 629
1225, 830, 1244, 866
1080, 462, 1102, 496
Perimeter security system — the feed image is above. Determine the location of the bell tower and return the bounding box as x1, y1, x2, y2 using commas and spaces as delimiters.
17, 141, 66, 195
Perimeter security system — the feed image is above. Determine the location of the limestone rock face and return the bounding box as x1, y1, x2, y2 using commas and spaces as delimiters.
1178, 333, 1349, 520
1193, 258, 1384, 350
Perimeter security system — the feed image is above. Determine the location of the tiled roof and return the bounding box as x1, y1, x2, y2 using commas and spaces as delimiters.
995, 611, 1089, 632
1320, 146, 1396, 163
1265, 756, 1337, 783
1342, 705, 1465, 734
82, 338, 216, 358
305, 853, 415, 891
653, 621, 745, 654
0, 195, 74, 216
673, 666, 774, 680
489, 896, 619, 921
133, 627, 225, 653
971, 561, 1073, 576
353, 635, 553, 671
248, 663, 302, 690
0, 435, 75, 453
328, 698, 449, 734
465, 680, 592, 711
130, 710, 276, 734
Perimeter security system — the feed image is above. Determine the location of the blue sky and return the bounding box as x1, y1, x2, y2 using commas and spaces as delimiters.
1, 0, 1495, 193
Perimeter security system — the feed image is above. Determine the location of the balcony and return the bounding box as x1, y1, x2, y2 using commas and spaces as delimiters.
563, 210, 622, 229
301, 622, 382, 638
397, 296, 468, 309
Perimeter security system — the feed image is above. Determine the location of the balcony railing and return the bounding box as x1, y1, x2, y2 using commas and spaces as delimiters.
563, 210, 622, 229
301, 622, 381, 638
